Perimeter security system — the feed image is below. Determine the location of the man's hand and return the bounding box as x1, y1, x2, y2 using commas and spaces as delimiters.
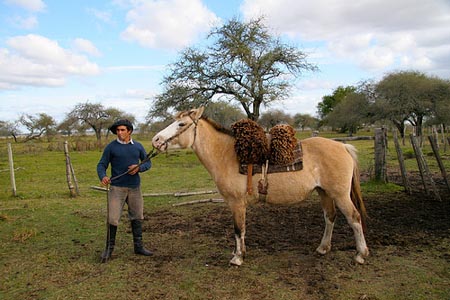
101, 176, 111, 186
127, 164, 139, 175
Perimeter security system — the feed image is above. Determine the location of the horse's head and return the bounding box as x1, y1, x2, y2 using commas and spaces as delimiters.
152, 107, 205, 151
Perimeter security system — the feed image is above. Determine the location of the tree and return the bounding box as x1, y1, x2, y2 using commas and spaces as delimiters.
259, 109, 293, 130
150, 17, 317, 121
324, 91, 370, 136
57, 115, 79, 137
19, 113, 56, 142
424, 77, 450, 129
0, 120, 20, 141
67, 102, 134, 142
317, 86, 356, 120
203, 101, 246, 127
374, 71, 438, 139
293, 113, 318, 131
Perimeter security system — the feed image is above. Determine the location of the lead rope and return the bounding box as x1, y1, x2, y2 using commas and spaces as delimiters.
110, 116, 199, 183
109, 147, 159, 182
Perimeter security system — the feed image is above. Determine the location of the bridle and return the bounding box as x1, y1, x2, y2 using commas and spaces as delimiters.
160, 114, 199, 148
110, 114, 199, 182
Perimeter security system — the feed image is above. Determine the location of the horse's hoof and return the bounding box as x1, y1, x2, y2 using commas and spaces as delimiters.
230, 256, 243, 266
316, 245, 331, 255
354, 253, 366, 264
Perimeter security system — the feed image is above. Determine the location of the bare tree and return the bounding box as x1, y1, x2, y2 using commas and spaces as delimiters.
19, 113, 56, 142
67, 102, 134, 142
150, 17, 317, 121
0, 120, 20, 141
259, 109, 293, 130
202, 101, 246, 128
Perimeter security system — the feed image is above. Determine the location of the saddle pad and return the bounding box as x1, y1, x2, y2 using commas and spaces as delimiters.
239, 141, 303, 174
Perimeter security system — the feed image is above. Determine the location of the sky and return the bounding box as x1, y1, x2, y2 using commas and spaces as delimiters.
1, 0, 450, 127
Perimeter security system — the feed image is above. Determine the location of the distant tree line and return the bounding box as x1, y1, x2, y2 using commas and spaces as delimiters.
2, 71, 448, 144
1, 18, 448, 143
317, 71, 450, 138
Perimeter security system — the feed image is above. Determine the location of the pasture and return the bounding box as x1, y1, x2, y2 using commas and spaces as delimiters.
0, 133, 449, 300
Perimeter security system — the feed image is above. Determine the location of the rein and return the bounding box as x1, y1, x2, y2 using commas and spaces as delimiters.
110, 116, 199, 182
110, 147, 159, 182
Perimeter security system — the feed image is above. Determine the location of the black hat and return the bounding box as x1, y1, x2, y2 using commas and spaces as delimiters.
110, 119, 133, 134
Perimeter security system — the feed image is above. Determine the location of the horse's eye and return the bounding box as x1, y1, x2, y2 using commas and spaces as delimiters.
178, 122, 186, 127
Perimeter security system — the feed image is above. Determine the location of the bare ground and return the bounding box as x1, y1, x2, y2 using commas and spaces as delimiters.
141, 173, 450, 299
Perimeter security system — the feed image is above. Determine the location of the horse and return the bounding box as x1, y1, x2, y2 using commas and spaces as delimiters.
152, 107, 369, 265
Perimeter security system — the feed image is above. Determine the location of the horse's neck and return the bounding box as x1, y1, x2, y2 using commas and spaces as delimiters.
192, 120, 237, 176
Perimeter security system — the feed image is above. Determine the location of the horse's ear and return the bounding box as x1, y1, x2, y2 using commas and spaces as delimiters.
190, 107, 205, 121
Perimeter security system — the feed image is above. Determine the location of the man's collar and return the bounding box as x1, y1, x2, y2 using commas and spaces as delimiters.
116, 138, 134, 145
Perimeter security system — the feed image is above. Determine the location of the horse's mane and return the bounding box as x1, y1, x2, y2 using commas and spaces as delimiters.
200, 116, 234, 137
173, 110, 234, 136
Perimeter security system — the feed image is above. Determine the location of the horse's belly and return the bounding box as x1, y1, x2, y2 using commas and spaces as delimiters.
262, 174, 315, 204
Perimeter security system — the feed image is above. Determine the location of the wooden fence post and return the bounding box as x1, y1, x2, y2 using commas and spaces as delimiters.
64, 141, 78, 197
393, 131, 411, 194
374, 128, 387, 182
441, 124, 447, 152
428, 135, 450, 194
7, 143, 17, 197
410, 135, 441, 201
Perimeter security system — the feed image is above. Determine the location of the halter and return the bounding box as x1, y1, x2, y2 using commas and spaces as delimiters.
110, 115, 199, 182
161, 115, 199, 148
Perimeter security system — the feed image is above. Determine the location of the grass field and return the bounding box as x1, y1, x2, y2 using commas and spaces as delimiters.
0, 131, 449, 300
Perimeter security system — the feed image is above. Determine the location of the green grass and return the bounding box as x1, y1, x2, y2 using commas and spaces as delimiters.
0, 132, 449, 300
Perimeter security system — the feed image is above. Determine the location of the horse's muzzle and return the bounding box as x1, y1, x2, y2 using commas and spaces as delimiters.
152, 136, 167, 151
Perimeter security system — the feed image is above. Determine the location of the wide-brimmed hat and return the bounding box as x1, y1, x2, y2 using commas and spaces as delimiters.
109, 119, 133, 134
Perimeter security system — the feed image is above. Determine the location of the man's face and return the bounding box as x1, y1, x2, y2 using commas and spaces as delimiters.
116, 125, 131, 142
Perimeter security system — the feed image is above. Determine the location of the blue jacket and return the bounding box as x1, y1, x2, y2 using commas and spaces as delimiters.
97, 140, 151, 188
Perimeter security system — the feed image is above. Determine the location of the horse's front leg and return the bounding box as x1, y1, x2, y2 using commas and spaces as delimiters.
229, 202, 247, 266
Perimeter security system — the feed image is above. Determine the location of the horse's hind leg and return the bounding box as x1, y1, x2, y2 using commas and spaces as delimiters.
229, 201, 247, 266
316, 189, 336, 255
335, 195, 369, 264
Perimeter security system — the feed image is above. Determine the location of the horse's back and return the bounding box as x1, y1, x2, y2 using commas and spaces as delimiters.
301, 137, 354, 165
301, 137, 355, 192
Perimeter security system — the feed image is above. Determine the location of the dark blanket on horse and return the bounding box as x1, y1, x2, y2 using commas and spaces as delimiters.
239, 141, 303, 175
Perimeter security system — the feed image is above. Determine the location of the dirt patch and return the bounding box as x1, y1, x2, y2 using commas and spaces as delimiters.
143, 174, 450, 299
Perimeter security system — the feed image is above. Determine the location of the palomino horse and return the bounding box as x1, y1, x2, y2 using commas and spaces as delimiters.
152, 107, 369, 265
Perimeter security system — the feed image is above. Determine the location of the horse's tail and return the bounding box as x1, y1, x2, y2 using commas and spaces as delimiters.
344, 144, 367, 231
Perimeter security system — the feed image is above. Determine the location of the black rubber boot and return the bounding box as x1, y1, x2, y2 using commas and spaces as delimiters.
100, 224, 117, 263
131, 220, 153, 256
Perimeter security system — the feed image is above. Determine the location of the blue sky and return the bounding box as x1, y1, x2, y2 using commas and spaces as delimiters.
1, 0, 449, 127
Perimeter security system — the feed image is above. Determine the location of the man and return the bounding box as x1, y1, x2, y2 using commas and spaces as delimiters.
97, 119, 152, 262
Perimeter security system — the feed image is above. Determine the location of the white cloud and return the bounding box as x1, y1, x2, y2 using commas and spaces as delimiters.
5, 0, 46, 12
86, 7, 113, 24
121, 0, 220, 49
72, 38, 101, 57
297, 79, 336, 91
0, 34, 100, 90
241, 0, 450, 76
359, 46, 395, 71
106, 65, 165, 72
12, 15, 38, 29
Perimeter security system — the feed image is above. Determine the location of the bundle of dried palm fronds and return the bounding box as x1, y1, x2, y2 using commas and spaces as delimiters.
231, 119, 269, 164
269, 124, 297, 165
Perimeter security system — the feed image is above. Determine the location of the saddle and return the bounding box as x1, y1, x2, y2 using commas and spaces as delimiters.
231, 120, 303, 198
